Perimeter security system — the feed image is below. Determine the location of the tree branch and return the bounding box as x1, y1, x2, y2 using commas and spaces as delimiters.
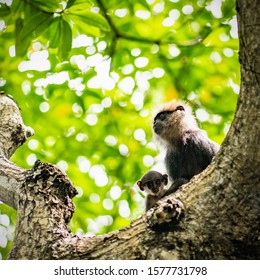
8, 160, 78, 259
0, 156, 26, 209
0, 92, 34, 159
96, 0, 212, 48
0, 93, 33, 209
0, 94, 78, 259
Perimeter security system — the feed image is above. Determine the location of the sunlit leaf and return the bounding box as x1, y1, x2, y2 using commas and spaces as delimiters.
65, 9, 110, 32
15, 18, 31, 57
64, 14, 101, 37
19, 11, 53, 41
49, 17, 61, 48
138, 0, 151, 11
59, 19, 72, 60
84, 90, 103, 100
26, 0, 62, 13
66, 0, 93, 11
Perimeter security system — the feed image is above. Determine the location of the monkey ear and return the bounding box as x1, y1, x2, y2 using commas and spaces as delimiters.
163, 174, 168, 185
137, 181, 144, 191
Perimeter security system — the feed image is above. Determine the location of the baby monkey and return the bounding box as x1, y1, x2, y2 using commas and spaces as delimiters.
137, 171, 168, 211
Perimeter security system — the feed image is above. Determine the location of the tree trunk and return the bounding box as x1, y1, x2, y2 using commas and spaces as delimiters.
0, 0, 259, 259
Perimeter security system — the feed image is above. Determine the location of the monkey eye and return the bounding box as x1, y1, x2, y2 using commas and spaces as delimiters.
154, 110, 172, 122
146, 182, 153, 189
176, 105, 185, 111
155, 179, 162, 185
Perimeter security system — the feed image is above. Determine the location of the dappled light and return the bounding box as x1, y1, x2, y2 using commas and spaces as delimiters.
0, 0, 239, 259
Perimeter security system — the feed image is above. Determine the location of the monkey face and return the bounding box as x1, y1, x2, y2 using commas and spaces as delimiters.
153, 110, 174, 135
153, 101, 197, 143
153, 105, 185, 139
140, 179, 165, 195
137, 171, 168, 196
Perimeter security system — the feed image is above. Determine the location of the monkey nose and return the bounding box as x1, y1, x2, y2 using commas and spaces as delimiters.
153, 123, 162, 134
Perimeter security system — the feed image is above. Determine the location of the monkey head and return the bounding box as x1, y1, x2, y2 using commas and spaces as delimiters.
153, 100, 198, 144
137, 171, 168, 196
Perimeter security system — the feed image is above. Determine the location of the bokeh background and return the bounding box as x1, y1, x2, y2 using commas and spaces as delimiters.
0, 0, 239, 259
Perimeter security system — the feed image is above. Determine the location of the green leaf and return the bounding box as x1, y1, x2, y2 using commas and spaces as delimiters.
66, 0, 92, 11
59, 19, 72, 60
84, 90, 102, 100
66, 10, 110, 32
0, 4, 11, 17
15, 18, 31, 57
222, 0, 236, 19
10, 0, 23, 15
26, 0, 61, 13
64, 14, 101, 37
49, 17, 61, 48
138, 0, 151, 11
20, 11, 53, 41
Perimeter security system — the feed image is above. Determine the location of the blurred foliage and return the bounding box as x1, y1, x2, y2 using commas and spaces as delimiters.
0, 0, 239, 258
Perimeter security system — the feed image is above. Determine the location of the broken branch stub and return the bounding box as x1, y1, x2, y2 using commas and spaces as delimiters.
0, 92, 34, 159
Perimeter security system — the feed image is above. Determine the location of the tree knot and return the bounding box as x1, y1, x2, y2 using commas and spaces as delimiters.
31, 160, 78, 200
20, 160, 78, 224
148, 197, 184, 231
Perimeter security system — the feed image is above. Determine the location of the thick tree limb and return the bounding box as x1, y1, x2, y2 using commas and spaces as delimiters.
9, 160, 77, 259
0, 156, 25, 209
0, 93, 33, 209
0, 94, 78, 259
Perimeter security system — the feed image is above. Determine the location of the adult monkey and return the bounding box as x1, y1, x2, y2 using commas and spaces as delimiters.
153, 100, 220, 195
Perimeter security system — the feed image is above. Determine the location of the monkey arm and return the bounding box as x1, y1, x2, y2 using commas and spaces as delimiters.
162, 178, 189, 197
165, 131, 220, 195
145, 194, 161, 211
172, 131, 218, 178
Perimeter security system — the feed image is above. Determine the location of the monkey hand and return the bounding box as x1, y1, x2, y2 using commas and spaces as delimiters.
163, 178, 189, 197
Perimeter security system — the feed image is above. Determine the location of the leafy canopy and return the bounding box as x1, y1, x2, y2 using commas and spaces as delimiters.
0, 0, 239, 259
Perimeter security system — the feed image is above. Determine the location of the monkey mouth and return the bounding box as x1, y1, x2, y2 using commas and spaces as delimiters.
151, 186, 160, 193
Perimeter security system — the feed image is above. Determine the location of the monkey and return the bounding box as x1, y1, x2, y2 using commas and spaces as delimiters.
153, 100, 220, 196
137, 171, 168, 211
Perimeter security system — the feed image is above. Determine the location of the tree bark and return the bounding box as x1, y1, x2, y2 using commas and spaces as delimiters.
0, 0, 259, 259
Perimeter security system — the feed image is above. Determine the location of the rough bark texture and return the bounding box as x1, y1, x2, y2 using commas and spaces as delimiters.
9, 161, 77, 259
0, 0, 259, 259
